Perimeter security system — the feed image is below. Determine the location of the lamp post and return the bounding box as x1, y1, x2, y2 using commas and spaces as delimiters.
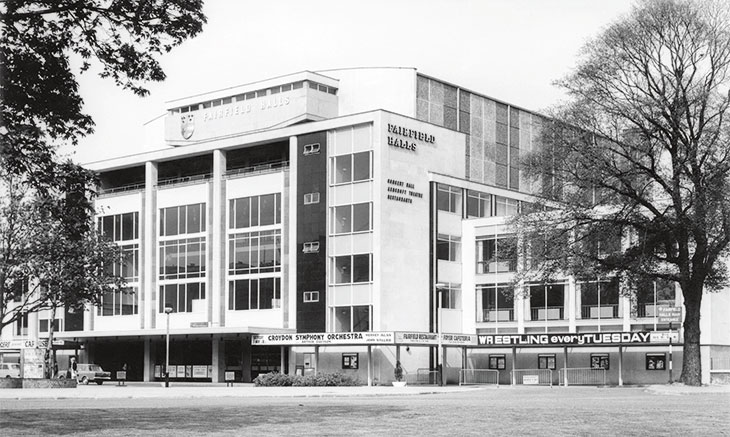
164, 306, 173, 388
435, 283, 447, 386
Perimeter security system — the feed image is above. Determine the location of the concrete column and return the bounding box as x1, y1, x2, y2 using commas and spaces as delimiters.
143, 161, 158, 330
212, 337, 225, 383
622, 295, 631, 331
287, 136, 298, 331
143, 338, 152, 382
511, 347, 517, 385
516, 282, 525, 334
618, 346, 624, 386
211, 150, 226, 328
568, 276, 576, 333
241, 337, 252, 382
314, 346, 320, 376
367, 345, 372, 387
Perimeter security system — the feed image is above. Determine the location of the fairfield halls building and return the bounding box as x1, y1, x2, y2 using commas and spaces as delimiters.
3, 67, 729, 385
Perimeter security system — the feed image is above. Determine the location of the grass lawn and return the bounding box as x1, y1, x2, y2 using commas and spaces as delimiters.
1, 387, 728, 436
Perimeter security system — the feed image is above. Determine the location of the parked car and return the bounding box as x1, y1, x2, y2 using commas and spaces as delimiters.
59, 363, 111, 385
0, 363, 21, 378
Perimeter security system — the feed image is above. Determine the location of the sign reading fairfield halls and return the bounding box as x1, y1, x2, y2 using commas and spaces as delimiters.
478, 332, 656, 346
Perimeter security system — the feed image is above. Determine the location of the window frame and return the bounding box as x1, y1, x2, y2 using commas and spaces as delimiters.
330, 151, 372, 185
489, 354, 506, 370
590, 353, 610, 370
646, 353, 666, 371
304, 192, 320, 205
303, 291, 320, 303
538, 354, 556, 370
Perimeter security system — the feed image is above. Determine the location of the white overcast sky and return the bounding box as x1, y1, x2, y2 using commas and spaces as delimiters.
65, 0, 636, 165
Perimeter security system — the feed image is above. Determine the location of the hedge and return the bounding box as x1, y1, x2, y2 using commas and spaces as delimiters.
253, 372, 360, 387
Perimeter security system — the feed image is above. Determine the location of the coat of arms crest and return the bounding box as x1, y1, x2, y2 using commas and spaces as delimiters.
180, 114, 195, 139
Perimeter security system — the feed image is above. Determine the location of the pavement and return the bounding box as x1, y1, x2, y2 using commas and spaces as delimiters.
0, 382, 728, 400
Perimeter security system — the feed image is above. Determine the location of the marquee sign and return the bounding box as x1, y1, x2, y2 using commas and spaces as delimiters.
478, 332, 654, 347
252, 332, 395, 346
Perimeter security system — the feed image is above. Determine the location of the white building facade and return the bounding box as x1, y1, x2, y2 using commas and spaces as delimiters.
2, 67, 728, 385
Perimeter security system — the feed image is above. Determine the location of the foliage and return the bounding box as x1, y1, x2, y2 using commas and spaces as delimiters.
517, 0, 730, 386
0, 0, 206, 181
253, 372, 361, 387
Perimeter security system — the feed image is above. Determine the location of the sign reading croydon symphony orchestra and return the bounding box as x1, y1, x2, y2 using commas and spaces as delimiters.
252, 332, 395, 346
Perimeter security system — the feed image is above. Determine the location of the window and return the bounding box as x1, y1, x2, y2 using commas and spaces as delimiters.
637, 279, 676, 317
529, 284, 565, 320
342, 353, 359, 369
437, 184, 462, 214
436, 234, 461, 262
15, 314, 28, 336
331, 203, 371, 234
580, 278, 619, 319
476, 236, 517, 273
228, 230, 281, 275
159, 237, 206, 280
467, 191, 491, 218
438, 283, 461, 309
646, 353, 666, 370
489, 355, 506, 370
304, 192, 320, 205
303, 143, 321, 155
591, 354, 610, 370
228, 278, 281, 310
331, 152, 371, 184
303, 291, 320, 303
303, 242, 320, 253
159, 282, 206, 313
39, 319, 61, 333
334, 305, 371, 332
98, 288, 138, 316
479, 284, 514, 322
494, 196, 519, 216
106, 244, 139, 281
332, 254, 372, 284
538, 354, 556, 370
229, 194, 281, 229
98, 212, 139, 242
159, 203, 206, 236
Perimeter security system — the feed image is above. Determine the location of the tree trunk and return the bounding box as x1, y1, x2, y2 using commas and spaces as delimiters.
44, 305, 57, 379
679, 287, 703, 386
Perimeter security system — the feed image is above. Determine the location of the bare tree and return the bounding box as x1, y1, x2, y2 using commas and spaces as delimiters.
518, 0, 730, 385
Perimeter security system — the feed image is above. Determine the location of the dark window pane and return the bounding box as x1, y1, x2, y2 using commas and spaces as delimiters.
165, 207, 178, 236
334, 205, 351, 233
187, 204, 201, 233
259, 278, 274, 309
352, 306, 370, 331
235, 198, 250, 229
259, 234, 275, 270
260, 194, 276, 226
103, 216, 114, 240
352, 254, 370, 283
250, 196, 259, 227
122, 213, 134, 240
250, 279, 259, 309
335, 155, 352, 183
352, 203, 370, 232
335, 256, 351, 284
275, 193, 281, 224
353, 152, 370, 181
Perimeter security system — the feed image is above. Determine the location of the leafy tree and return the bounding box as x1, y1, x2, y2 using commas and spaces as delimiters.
0, 165, 124, 376
517, 0, 730, 386
0, 0, 206, 181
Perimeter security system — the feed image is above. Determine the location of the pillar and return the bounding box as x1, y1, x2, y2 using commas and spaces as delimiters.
143, 338, 152, 382
511, 347, 517, 385
212, 337, 225, 382
143, 161, 158, 330
211, 150, 226, 328
367, 345, 372, 387
618, 346, 623, 386
568, 276, 577, 332
314, 346, 319, 376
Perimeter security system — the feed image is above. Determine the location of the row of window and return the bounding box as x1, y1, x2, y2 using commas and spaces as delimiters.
160, 237, 206, 280
228, 277, 281, 311
229, 193, 281, 229
170, 80, 336, 113
98, 288, 138, 316
437, 184, 520, 217
487, 353, 667, 371
98, 212, 139, 242
228, 230, 281, 275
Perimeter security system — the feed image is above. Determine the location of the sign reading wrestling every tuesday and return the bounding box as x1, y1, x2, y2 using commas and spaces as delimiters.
478, 332, 655, 346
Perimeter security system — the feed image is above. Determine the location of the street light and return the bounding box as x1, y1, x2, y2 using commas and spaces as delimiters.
435, 283, 447, 386
164, 306, 173, 388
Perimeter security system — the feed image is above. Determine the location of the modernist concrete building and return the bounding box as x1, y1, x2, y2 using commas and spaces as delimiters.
2, 67, 728, 385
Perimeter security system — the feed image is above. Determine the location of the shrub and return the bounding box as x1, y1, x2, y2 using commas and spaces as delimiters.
254, 371, 360, 387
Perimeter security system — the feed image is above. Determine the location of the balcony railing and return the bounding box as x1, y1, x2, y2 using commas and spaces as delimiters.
98, 182, 146, 196
580, 304, 619, 319
225, 160, 289, 179
480, 309, 515, 322
530, 306, 564, 320
157, 173, 213, 187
